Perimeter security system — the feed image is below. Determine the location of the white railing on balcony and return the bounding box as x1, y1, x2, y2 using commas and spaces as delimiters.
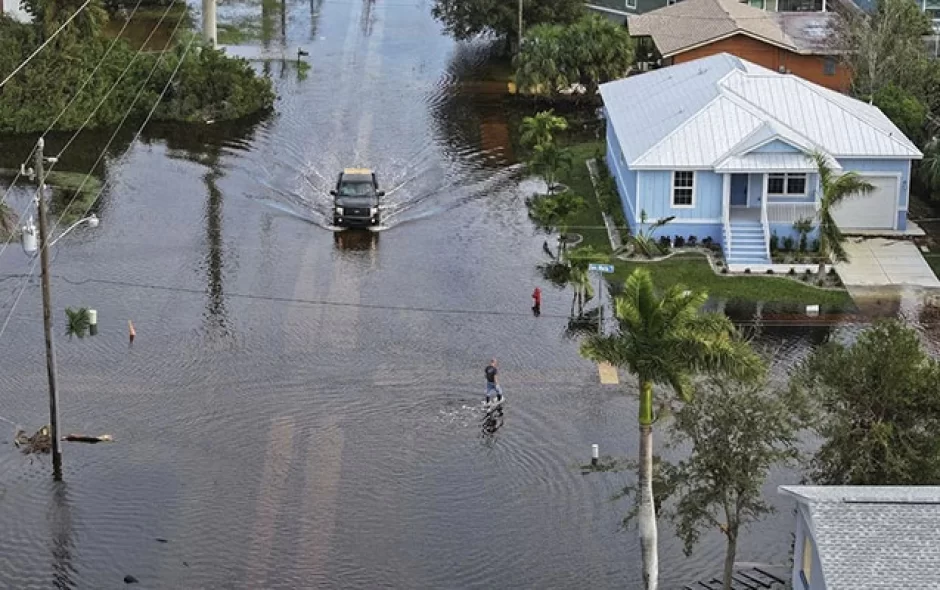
722, 177, 732, 258
761, 201, 770, 260
766, 202, 819, 224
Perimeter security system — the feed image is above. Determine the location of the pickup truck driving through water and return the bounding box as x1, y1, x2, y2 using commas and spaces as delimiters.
330, 168, 384, 228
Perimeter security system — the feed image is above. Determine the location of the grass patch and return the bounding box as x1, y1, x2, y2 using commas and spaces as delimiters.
218, 21, 262, 45
925, 253, 940, 279
46, 172, 103, 225
556, 139, 610, 252
609, 253, 853, 307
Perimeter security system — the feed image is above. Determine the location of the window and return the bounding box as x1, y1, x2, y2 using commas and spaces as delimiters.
801, 537, 813, 585
768, 173, 807, 196
823, 57, 836, 76
672, 171, 694, 207
749, 0, 766, 8
626, 0, 637, 8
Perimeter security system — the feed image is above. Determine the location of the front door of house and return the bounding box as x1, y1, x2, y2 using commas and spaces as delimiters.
730, 174, 748, 206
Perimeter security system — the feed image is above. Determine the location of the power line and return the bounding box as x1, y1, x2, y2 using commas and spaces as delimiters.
0, 0, 149, 262
0, 19, 197, 346
0, 1, 178, 317
9, 273, 925, 327
0, 0, 94, 89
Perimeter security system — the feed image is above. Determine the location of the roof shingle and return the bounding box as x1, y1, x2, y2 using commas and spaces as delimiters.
779, 486, 940, 590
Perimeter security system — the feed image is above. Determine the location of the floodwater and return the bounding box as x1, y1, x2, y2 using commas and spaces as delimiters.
0, 0, 938, 588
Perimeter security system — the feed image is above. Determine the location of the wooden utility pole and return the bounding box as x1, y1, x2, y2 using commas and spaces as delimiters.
34, 138, 63, 481
202, 0, 217, 47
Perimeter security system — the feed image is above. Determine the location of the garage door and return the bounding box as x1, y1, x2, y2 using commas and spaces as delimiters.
831, 175, 898, 230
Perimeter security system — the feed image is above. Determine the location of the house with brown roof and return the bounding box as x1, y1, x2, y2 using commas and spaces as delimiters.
628, 0, 851, 91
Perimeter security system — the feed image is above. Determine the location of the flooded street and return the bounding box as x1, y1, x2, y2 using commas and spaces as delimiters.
0, 1, 938, 588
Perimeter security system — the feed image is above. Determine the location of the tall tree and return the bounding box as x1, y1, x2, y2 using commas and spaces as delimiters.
835, 0, 933, 102
431, 0, 582, 50
580, 269, 763, 590
514, 14, 634, 97
812, 151, 874, 276
793, 320, 940, 485
648, 378, 808, 590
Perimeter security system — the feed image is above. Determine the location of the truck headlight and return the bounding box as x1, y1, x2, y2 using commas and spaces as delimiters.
335, 206, 343, 214
370, 207, 378, 215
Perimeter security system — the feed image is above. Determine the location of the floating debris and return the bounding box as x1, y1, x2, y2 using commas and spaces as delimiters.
13, 426, 52, 454
63, 433, 113, 444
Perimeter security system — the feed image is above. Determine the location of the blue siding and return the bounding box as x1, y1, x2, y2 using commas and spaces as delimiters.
637, 170, 722, 221
751, 139, 802, 154
769, 222, 819, 246
606, 125, 638, 226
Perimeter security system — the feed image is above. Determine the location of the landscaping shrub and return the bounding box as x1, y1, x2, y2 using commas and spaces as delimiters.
744, 268, 751, 274
658, 235, 671, 251
687, 235, 697, 247
702, 236, 713, 248
811, 239, 820, 252
770, 232, 780, 253
721, 267, 728, 274
674, 236, 686, 248
828, 267, 837, 276
766, 269, 774, 274
788, 268, 796, 275
782, 236, 795, 252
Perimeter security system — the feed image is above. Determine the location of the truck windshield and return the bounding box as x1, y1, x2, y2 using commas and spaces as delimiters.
337, 181, 374, 197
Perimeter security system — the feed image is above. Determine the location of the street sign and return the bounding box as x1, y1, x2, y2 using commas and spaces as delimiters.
588, 263, 615, 273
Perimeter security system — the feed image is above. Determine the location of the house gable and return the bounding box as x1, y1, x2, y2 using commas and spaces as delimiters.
749, 139, 803, 154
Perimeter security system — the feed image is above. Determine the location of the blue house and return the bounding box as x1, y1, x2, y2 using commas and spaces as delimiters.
599, 53, 922, 265
779, 486, 940, 589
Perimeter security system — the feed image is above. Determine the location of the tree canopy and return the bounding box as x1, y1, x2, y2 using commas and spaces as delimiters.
793, 320, 940, 485
652, 377, 808, 590
0, 3, 274, 133
431, 0, 582, 47
514, 14, 634, 97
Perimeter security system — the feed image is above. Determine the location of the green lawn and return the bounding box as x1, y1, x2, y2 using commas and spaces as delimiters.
608, 254, 853, 307
556, 140, 612, 252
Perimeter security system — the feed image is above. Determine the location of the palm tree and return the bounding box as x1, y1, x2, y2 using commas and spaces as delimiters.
566, 245, 607, 316
530, 142, 573, 195
813, 151, 875, 276
918, 137, 940, 191
580, 269, 763, 590
519, 110, 569, 152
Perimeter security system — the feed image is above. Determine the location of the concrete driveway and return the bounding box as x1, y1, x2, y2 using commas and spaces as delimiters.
835, 238, 940, 288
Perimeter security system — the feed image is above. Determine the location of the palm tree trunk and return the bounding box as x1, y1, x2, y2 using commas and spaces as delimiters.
638, 380, 659, 590
817, 245, 826, 277
722, 525, 738, 590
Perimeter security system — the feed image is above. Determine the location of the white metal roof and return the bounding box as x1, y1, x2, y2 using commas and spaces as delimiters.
600, 54, 922, 170
715, 152, 827, 172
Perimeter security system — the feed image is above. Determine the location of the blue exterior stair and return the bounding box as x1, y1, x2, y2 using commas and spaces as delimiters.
726, 221, 770, 265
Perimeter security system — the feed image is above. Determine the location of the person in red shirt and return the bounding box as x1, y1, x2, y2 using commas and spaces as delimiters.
532, 287, 542, 316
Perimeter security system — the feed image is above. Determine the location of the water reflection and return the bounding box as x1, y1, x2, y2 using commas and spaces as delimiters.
360, 0, 376, 36
49, 483, 76, 590
203, 167, 230, 335
333, 228, 379, 251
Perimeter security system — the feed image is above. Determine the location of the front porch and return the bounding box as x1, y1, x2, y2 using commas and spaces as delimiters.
722, 171, 819, 265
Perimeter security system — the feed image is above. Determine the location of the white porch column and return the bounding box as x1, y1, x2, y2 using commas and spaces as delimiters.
722, 173, 731, 214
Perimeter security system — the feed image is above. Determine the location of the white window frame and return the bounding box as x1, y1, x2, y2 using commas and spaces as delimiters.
671, 171, 695, 208
767, 172, 807, 197
626, 0, 637, 8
